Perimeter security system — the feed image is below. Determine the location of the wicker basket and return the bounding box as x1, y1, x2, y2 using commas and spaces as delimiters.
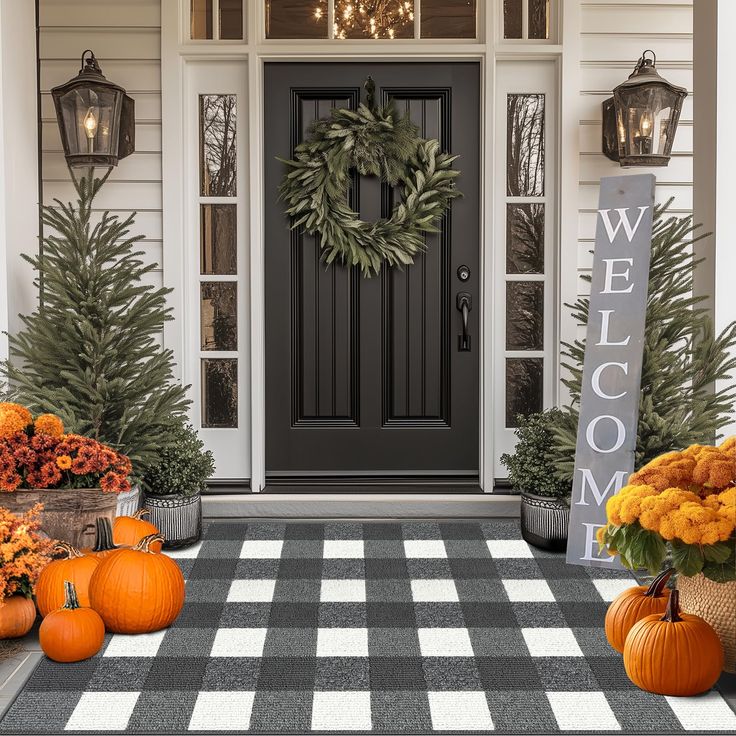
677, 574, 736, 673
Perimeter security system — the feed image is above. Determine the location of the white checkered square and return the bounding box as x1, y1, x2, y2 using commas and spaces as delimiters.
103, 631, 167, 657
411, 578, 459, 602
65, 692, 139, 731
546, 691, 620, 731
210, 628, 268, 657
503, 579, 555, 602
418, 627, 474, 657
404, 540, 447, 558
522, 628, 584, 657
592, 578, 638, 602
227, 579, 277, 602
164, 542, 203, 559
311, 691, 371, 731
323, 540, 365, 558
486, 540, 533, 558
316, 628, 369, 657
428, 691, 494, 731
239, 540, 284, 559
320, 578, 367, 602
189, 691, 255, 731
666, 692, 736, 731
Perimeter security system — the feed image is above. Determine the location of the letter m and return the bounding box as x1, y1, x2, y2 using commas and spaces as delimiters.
598, 206, 649, 243
575, 468, 628, 506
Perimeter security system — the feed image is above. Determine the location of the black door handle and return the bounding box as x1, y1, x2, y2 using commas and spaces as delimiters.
457, 292, 471, 352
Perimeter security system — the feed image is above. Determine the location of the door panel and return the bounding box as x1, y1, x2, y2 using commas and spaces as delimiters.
265, 63, 480, 481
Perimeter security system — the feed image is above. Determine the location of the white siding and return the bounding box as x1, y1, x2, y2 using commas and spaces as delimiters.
577, 1, 694, 298
38, 0, 163, 293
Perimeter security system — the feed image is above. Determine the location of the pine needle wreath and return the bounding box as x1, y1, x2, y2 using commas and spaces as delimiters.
278, 82, 461, 277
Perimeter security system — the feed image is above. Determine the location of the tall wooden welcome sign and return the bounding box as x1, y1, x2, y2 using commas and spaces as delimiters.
567, 174, 656, 568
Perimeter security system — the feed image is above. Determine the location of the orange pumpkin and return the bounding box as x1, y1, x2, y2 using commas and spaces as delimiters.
624, 589, 724, 696
605, 568, 672, 653
81, 518, 127, 560
0, 596, 37, 639
113, 509, 161, 552
35, 543, 100, 617
39, 581, 105, 663
89, 534, 184, 634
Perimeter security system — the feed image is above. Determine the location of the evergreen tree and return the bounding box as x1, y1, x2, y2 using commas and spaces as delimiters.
2, 175, 190, 478
552, 203, 736, 482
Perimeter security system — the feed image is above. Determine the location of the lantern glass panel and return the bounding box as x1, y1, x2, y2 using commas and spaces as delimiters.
59, 85, 121, 159
616, 84, 679, 160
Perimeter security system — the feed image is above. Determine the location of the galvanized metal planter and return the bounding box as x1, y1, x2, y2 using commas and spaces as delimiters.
143, 492, 202, 549
520, 492, 570, 552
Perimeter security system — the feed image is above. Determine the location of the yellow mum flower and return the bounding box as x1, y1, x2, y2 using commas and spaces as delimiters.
56, 455, 72, 470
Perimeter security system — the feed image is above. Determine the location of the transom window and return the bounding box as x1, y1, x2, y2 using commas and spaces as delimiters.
503, 0, 550, 40
191, 0, 244, 39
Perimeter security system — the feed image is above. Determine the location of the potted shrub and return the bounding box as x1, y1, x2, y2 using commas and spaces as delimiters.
598, 437, 736, 672
500, 408, 571, 551
142, 423, 214, 548
0, 404, 133, 548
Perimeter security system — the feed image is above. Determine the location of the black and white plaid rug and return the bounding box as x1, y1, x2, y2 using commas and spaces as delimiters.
2, 520, 735, 734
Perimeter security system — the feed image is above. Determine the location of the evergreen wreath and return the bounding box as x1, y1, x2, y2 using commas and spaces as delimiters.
278, 78, 461, 277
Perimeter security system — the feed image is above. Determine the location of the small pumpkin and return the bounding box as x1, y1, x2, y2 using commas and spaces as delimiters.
81, 517, 127, 559
35, 543, 100, 617
624, 589, 724, 696
0, 596, 37, 639
113, 509, 161, 552
89, 534, 184, 634
39, 581, 105, 663
605, 568, 672, 653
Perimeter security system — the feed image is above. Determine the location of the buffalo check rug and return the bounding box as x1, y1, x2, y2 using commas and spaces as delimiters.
1, 520, 735, 735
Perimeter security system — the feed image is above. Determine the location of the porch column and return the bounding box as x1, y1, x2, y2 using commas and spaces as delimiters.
693, 0, 736, 435
0, 0, 39, 362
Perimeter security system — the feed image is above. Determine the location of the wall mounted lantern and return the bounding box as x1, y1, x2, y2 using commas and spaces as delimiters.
602, 50, 687, 167
51, 50, 135, 170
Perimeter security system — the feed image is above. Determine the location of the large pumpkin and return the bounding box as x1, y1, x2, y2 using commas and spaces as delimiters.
0, 596, 37, 639
81, 518, 127, 560
113, 510, 161, 552
88, 534, 184, 634
624, 589, 724, 696
39, 581, 105, 663
35, 543, 100, 617
605, 568, 672, 653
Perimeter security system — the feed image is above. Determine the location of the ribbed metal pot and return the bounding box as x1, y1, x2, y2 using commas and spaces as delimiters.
143, 492, 202, 549
520, 492, 570, 552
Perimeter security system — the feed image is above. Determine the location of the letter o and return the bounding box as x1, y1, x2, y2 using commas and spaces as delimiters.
585, 415, 626, 454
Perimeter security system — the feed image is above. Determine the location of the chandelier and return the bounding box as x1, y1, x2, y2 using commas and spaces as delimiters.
314, 1, 415, 39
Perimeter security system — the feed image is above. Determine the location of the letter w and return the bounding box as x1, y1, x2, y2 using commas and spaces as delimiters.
598, 206, 649, 243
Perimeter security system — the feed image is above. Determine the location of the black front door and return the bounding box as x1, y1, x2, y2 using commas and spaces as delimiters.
265, 62, 480, 487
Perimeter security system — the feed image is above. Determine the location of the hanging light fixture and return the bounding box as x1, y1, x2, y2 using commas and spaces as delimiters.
602, 50, 687, 167
51, 50, 135, 170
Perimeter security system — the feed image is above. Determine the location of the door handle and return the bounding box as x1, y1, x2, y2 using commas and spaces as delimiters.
457, 292, 472, 352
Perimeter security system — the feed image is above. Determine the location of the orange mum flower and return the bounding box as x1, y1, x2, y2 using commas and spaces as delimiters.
99, 472, 121, 493
0, 403, 32, 427
0, 411, 26, 440
56, 454, 72, 470
33, 413, 64, 439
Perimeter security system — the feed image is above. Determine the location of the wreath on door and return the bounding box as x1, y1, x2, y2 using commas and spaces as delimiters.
278, 78, 461, 277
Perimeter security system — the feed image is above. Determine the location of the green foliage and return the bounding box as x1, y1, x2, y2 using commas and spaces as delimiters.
552, 203, 736, 482
278, 100, 461, 276
600, 523, 668, 575
2, 175, 190, 479
500, 409, 571, 499
143, 423, 214, 497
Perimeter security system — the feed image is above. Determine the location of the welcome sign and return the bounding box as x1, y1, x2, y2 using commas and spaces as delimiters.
567, 174, 656, 568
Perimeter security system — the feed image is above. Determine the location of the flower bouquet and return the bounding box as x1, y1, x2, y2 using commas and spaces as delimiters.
0, 403, 133, 547
598, 437, 736, 670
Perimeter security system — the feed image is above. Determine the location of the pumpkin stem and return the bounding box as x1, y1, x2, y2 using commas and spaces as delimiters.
62, 581, 80, 610
91, 517, 119, 553
134, 533, 165, 553
53, 542, 84, 559
661, 588, 683, 623
132, 509, 149, 520
645, 568, 673, 598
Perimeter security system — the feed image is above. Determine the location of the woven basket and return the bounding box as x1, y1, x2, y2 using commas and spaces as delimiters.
677, 574, 736, 673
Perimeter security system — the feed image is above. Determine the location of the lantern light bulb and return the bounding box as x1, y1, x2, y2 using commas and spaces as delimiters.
640, 113, 652, 136
83, 109, 98, 139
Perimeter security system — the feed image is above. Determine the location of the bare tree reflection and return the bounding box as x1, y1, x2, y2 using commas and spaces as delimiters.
200, 94, 237, 197
507, 203, 544, 274
506, 281, 544, 350
202, 359, 238, 427
507, 94, 545, 197
506, 358, 544, 427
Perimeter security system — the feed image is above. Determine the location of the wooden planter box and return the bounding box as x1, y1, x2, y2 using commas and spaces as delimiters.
0, 488, 118, 548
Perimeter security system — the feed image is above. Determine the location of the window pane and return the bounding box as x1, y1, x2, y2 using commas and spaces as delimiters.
202, 359, 238, 428
507, 93, 545, 196
201, 282, 238, 351
507, 203, 544, 274
506, 281, 544, 350
503, 0, 522, 38
421, 0, 475, 38
191, 0, 213, 39
200, 94, 237, 197
506, 358, 543, 427
220, 0, 243, 39
335, 0, 414, 39
528, 0, 549, 39
201, 204, 237, 275
266, 0, 328, 38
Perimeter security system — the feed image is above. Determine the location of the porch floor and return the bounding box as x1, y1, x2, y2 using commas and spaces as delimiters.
1, 519, 735, 734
